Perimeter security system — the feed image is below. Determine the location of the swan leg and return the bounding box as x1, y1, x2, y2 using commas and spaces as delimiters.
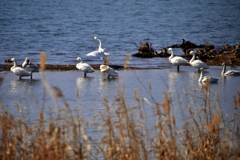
84, 72, 87, 77
19, 76, 22, 80
177, 65, 180, 72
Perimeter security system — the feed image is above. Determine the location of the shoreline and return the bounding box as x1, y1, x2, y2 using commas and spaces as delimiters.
2, 62, 239, 71
2, 51, 240, 71
1, 64, 156, 71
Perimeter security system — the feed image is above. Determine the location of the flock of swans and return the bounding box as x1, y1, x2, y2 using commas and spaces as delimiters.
168, 47, 240, 84
76, 36, 119, 78
1, 36, 240, 82
2, 36, 119, 79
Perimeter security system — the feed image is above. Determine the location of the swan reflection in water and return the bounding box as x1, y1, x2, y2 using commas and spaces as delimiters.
76, 76, 96, 99
76, 77, 95, 90
168, 70, 189, 91
10, 79, 41, 94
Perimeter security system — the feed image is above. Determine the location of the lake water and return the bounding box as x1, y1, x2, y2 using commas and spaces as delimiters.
0, 0, 240, 137
0, 66, 239, 128
1, 0, 240, 68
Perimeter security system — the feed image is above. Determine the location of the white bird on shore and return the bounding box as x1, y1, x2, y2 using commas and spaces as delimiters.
189, 51, 209, 71
198, 68, 218, 83
168, 48, 188, 72
221, 62, 240, 76
76, 57, 95, 77
22, 57, 39, 73
7, 58, 32, 79
86, 36, 109, 57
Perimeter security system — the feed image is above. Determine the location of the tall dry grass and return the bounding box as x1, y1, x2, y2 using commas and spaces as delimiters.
0, 55, 239, 159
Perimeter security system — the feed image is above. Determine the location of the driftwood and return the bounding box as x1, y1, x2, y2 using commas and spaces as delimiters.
132, 42, 170, 58
131, 39, 240, 65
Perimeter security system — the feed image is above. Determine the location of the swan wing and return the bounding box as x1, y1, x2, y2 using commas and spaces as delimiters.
22, 61, 27, 68
190, 60, 209, 69
25, 63, 40, 72
12, 67, 31, 76
86, 48, 109, 57
108, 68, 118, 77
86, 50, 101, 57
225, 70, 240, 76
209, 76, 219, 83
76, 63, 95, 73
202, 76, 218, 83
170, 56, 188, 65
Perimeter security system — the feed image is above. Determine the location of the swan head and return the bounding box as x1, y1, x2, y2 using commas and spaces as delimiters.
100, 65, 109, 72
221, 62, 226, 66
24, 57, 30, 63
168, 48, 173, 51
199, 67, 204, 71
11, 58, 15, 61
93, 36, 98, 40
76, 57, 82, 61
189, 51, 194, 55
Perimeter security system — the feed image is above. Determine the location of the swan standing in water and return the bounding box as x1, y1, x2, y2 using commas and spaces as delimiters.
86, 36, 110, 57
22, 57, 39, 73
99, 55, 118, 79
168, 48, 188, 72
221, 62, 240, 76
189, 51, 209, 71
76, 57, 95, 77
100, 65, 119, 79
198, 68, 219, 83
6, 58, 32, 79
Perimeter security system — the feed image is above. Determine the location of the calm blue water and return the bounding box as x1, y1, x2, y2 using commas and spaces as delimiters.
1, 0, 240, 67
0, 66, 240, 126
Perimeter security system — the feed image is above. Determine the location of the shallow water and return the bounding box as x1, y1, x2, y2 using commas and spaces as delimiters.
0, 66, 239, 128
0, 0, 240, 68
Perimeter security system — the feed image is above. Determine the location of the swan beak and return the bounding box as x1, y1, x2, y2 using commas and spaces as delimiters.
5, 59, 12, 63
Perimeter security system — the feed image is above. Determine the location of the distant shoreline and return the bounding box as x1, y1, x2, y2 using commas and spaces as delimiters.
1, 64, 153, 71
2, 49, 240, 71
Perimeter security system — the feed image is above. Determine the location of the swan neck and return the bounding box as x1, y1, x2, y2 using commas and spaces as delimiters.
190, 52, 195, 63
13, 59, 17, 67
169, 49, 174, 59
10, 59, 17, 71
97, 38, 102, 49
198, 70, 203, 82
221, 64, 226, 75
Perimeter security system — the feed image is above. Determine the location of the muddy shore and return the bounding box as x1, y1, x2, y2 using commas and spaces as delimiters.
2, 51, 240, 71
1, 64, 144, 71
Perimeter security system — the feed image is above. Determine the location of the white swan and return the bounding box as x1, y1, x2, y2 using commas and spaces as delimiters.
22, 57, 39, 73
76, 57, 95, 77
99, 54, 118, 78
86, 36, 110, 57
8, 58, 32, 79
168, 48, 188, 72
100, 65, 119, 79
221, 62, 240, 76
198, 68, 218, 83
189, 51, 209, 71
